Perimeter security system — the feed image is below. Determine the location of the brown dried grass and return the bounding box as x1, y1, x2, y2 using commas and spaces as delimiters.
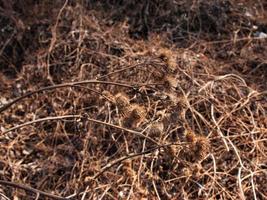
0, 1, 267, 199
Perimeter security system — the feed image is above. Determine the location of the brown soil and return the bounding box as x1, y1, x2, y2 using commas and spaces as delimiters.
0, 0, 267, 199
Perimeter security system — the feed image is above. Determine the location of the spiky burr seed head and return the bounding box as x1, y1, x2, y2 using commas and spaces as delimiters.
148, 122, 164, 137
184, 130, 210, 162
167, 145, 181, 157
130, 104, 146, 120
194, 136, 210, 161
185, 130, 197, 143
158, 48, 177, 72
164, 75, 178, 90
120, 105, 132, 118
122, 160, 135, 178
114, 93, 130, 109
102, 90, 115, 102
123, 104, 146, 128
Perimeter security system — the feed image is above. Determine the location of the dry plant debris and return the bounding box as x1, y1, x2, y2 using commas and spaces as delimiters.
0, 0, 267, 199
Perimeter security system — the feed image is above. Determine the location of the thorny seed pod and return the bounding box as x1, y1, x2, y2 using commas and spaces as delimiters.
177, 98, 188, 110
148, 122, 164, 137
194, 136, 210, 161
164, 75, 178, 90
120, 106, 132, 118
177, 98, 188, 122
114, 93, 130, 109
130, 104, 146, 120
123, 104, 146, 128
166, 92, 179, 104
184, 130, 210, 162
113, 92, 132, 117
166, 145, 180, 157
122, 160, 135, 178
183, 163, 202, 179
182, 167, 192, 177
191, 163, 203, 179
158, 48, 177, 72
185, 130, 197, 143
102, 90, 115, 102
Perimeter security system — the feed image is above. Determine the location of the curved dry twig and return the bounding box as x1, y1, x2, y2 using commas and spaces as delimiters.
1, 115, 158, 144
0, 180, 69, 200
0, 80, 137, 113
1, 115, 81, 135
92, 142, 185, 179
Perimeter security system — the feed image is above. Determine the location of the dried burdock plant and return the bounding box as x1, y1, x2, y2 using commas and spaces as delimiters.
183, 130, 210, 162
101, 90, 115, 103
182, 163, 203, 179
122, 160, 136, 180
185, 130, 197, 143
194, 136, 210, 161
163, 75, 178, 90
130, 104, 146, 120
148, 122, 164, 137
157, 48, 177, 72
114, 92, 130, 109
1, 1, 267, 199
166, 144, 181, 157
123, 104, 147, 128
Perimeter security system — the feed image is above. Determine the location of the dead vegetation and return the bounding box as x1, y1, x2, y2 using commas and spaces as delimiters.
0, 0, 267, 199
